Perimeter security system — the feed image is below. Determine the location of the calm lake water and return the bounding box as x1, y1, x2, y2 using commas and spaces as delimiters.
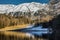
0, 25, 52, 40
11, 25, 52, 40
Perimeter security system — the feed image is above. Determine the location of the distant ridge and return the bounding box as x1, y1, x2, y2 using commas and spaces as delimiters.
0, 2, 49, 13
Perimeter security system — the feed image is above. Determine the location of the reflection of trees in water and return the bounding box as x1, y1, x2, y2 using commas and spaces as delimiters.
0, 33, 46, 40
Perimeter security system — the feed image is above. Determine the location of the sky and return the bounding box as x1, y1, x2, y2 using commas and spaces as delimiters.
0, 0, 49, 5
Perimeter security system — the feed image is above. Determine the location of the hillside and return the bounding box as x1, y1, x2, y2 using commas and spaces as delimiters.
0, 14, 30, 29
0, 2, 55, 29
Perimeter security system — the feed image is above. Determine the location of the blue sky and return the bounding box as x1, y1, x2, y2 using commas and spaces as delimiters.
0, 0, 49, 5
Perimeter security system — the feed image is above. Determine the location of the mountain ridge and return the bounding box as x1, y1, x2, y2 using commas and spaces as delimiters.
0, 2, 49, 13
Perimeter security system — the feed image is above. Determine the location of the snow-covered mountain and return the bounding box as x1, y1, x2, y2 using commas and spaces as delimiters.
0, 4, 15, 13
13, 2, 49, 12
0, 2, 49, 13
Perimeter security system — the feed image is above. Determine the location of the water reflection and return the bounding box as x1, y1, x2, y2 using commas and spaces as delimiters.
11, 25, 52, 39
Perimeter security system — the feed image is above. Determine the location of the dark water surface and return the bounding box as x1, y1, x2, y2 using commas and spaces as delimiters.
11, 25, 52, 39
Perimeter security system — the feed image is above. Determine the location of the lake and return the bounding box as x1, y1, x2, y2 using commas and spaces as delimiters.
10, 24, 52, 40
0, 24, 52, 40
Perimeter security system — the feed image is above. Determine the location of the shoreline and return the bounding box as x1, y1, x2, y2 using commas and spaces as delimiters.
0, 24, 29, 31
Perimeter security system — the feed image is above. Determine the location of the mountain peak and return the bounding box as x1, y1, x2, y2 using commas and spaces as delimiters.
0, 2, 49, 13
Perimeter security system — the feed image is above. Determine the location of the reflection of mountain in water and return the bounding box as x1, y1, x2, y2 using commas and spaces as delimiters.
11, 24, 52, 37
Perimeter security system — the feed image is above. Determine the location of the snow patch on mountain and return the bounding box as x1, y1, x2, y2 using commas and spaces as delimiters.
0, 2, 49, 13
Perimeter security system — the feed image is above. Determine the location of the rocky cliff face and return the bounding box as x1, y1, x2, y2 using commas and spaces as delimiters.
49, 0, 60, 17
